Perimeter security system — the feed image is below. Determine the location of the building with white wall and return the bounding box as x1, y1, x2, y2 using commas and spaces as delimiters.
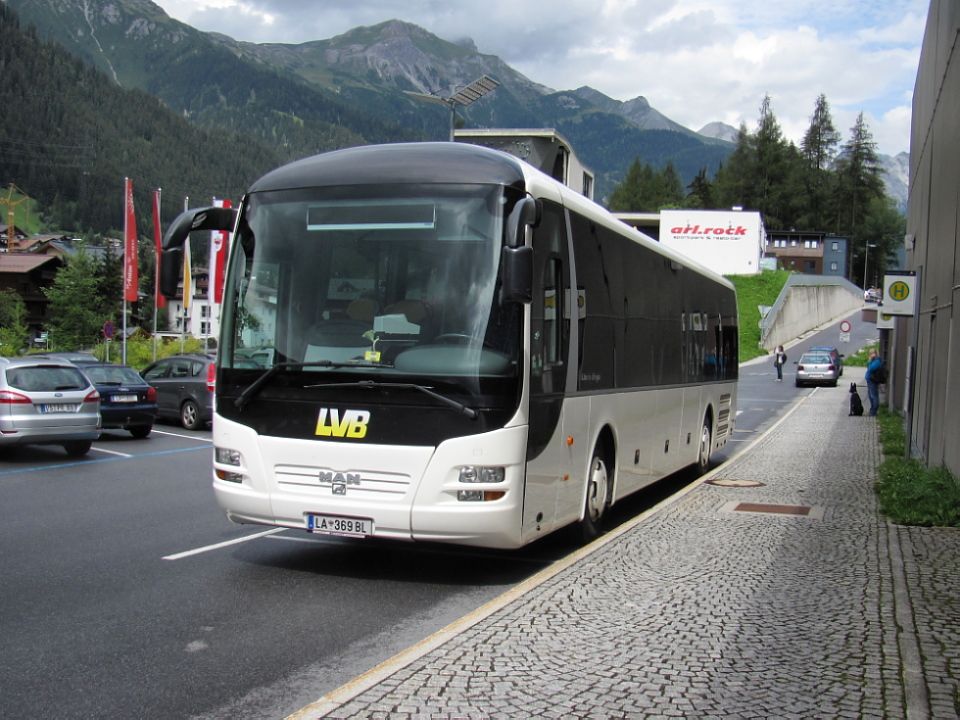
657, 209, 765, 276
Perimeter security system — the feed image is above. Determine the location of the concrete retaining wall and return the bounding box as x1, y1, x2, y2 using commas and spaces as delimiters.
760, 275, 864, 351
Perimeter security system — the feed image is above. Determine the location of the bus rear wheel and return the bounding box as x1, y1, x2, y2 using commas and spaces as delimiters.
581, 447, 611, 542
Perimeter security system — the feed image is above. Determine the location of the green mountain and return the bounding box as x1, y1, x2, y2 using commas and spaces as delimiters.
0, 4, 283, 233
3, 0, 735, 221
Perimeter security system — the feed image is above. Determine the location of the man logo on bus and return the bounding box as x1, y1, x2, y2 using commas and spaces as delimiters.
316, 408, 370, 439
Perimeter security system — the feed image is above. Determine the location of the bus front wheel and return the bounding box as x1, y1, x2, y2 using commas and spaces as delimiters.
581, 447, 611, 542
697, 416, 713, 474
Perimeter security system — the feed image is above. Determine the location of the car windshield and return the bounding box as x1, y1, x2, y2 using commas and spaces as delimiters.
218, 183, 522, 395
802, 354, 832, 364
85, 367, 144, 385
5, 366, 90, 391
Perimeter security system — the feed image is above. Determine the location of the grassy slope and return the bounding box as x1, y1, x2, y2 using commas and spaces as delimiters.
727, 270, 790, 363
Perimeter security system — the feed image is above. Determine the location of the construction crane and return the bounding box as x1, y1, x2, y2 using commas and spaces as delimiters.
0, 183, 31, 252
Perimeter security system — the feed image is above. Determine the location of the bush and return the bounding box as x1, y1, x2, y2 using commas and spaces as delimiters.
96, 336, 208, 370
875, 407, 960, 527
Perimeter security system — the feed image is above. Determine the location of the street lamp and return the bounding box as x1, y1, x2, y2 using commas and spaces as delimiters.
863, 242, 877, 289
405, 75, 500, 141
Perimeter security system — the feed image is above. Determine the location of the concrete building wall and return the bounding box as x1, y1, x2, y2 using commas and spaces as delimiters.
898, 0, 960, 475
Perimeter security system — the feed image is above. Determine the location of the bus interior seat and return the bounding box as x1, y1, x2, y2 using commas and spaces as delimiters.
346, 298, 378, 323
384, 299, 428, 324
303, 319, 370, 363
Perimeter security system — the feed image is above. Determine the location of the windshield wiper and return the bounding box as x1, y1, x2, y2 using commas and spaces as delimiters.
305, 379, 478, 419
233, 360, 381, 410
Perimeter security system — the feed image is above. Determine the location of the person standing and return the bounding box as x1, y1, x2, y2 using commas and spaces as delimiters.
773, 345, 787, 382
865, 349, 885, 416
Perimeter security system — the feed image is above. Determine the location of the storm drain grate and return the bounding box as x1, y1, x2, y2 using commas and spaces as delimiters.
721, 501, 824, 519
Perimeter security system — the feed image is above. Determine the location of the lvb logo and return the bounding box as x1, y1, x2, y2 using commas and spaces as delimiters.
315, 408, 370, 439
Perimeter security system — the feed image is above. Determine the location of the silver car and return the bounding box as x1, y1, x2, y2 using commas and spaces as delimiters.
795, 351, 840, 387
0, 357, 101, 456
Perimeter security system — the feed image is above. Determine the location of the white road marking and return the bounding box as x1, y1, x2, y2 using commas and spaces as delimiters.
90, 446, 133, 458
162, 528, 285, 560
151, 429, 213, 442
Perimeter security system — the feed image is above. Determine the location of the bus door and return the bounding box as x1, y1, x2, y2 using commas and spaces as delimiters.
522, 201, 571, 538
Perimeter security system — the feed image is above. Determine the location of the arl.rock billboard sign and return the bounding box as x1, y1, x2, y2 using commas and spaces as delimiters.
659, 209, 765, 276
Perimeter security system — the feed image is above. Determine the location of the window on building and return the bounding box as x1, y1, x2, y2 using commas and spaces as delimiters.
832, 241, 839, 251
201, 322, 211, 335
830, 262, 838, 271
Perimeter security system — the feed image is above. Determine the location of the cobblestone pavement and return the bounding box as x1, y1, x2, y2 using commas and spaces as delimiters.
299, 374, 960, 719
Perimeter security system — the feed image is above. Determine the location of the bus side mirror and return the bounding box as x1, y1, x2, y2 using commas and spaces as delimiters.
159, 205, 237, 299
507, 196, 540, 247
160, 247, 183, 298
500, 245, 533, 304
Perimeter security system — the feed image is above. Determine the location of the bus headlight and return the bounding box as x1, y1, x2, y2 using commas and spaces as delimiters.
458, 466, 505, 483
215, 446, 244, 483
457, 465, 506, 501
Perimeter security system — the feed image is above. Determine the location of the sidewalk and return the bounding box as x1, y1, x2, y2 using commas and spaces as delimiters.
296, 368, 960, 719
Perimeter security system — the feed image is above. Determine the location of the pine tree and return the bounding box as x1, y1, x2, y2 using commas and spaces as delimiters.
686, 167, 716, 209
0, 288, 30, 355
42, 248, 105, 350
799, 94, 841, 228
832, 113, 886, 284
714, 123, 756, 211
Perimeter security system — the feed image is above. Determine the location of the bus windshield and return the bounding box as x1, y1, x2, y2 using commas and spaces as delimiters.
219, 183, 522, 397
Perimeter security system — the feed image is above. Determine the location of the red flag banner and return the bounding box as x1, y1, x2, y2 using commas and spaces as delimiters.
153, 189, 166, 309
123, 178, 139, 302
210, 198, 231, 304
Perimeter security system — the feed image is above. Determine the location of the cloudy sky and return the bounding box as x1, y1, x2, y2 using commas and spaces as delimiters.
152, 0, 928, 156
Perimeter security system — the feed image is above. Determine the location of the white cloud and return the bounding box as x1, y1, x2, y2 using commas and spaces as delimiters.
152, 0, 927, 155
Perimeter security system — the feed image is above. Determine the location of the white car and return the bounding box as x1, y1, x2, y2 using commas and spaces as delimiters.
864, 288, 882, 303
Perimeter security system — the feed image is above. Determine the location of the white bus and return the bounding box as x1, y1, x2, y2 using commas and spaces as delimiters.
160, 142, 738, 549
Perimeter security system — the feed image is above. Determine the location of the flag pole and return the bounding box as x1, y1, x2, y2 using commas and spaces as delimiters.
122, 178, 128, 366
152, 188, 161, 361
180, 195, 188, 354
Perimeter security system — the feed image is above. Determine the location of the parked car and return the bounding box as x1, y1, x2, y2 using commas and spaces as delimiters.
83, 364, 157, 438
0, 356, 101, 456
141, 354, 215, 430
795, 351, 840, 387
864, 287, 882, 303
808, 345, 844, 377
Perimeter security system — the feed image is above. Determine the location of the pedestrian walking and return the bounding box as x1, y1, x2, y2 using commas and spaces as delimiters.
865, 349, 886, 416
773, 345, 787, 382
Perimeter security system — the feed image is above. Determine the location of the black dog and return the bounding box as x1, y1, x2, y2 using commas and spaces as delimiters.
849, 382, 864, 416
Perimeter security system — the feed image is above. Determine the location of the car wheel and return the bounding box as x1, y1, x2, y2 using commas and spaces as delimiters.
180, 400, 202, 430
580, 445, 611, 543
129, 425, 152, 439
63, 441, 92, 457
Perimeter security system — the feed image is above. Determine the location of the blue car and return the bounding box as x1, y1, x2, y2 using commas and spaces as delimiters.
83, 364, 157, 438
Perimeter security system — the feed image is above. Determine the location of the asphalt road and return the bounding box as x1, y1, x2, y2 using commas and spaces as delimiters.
0, 309, 879, 719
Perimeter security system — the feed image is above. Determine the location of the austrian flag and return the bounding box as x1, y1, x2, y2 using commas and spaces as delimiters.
123, 178, 139, 302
